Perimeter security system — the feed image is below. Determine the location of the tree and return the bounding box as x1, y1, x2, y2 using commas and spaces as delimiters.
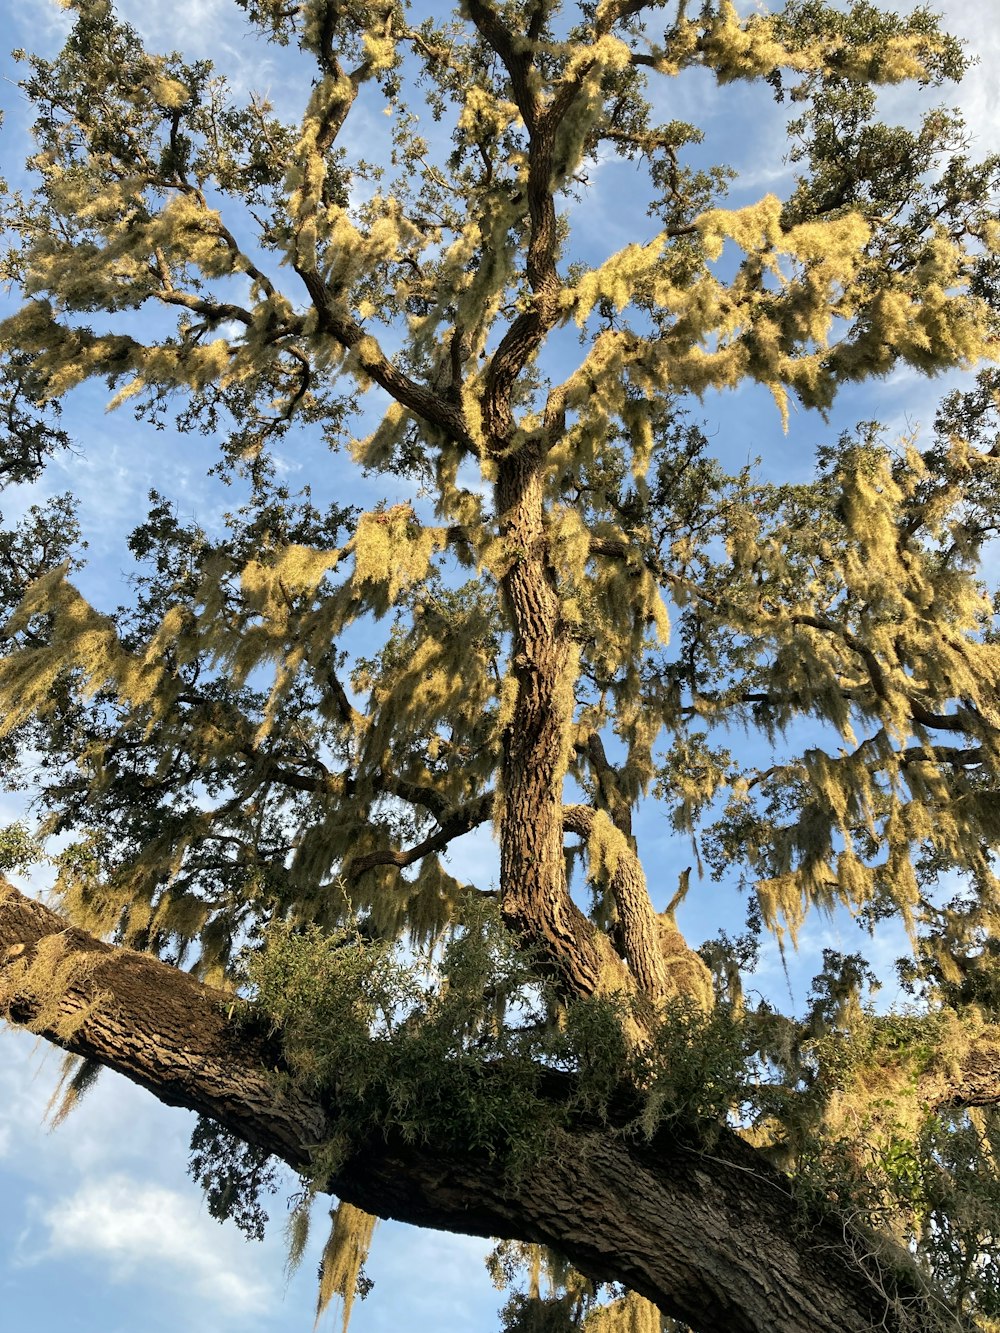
1, 0, 1000, 1328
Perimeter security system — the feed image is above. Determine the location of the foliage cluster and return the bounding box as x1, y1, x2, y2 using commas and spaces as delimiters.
230, 914, 1000, 1329
161, 918, 998, 1333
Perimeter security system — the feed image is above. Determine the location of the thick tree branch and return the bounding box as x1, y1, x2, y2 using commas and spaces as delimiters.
0, 881, 945, 1333
466, 0, 592, 444
294, 265, 473, 450
463, 1, 540, 132
0, 881, 326, 1165
562, 803, 669, 1004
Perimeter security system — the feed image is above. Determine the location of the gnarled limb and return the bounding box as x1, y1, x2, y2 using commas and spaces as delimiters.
562, 804, 668, 1005
0, 879, 943, 1333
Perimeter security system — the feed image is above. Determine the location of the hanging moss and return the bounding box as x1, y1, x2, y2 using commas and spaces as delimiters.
1, 0, 999, 1323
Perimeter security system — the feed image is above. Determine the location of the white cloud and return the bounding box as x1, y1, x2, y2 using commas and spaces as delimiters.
6, 0, 72, 49
40, 1173, 273, 1314
873, 1, 1000, 153
0, 1034, 194, 1191
937, 2, 1000, 148
0, 1041, 501, 1331
115, 0, 238, 59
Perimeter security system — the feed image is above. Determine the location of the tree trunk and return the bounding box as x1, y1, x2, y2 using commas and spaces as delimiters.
494, 448, 622, 998
0, 880, 949, 1333
493, 451, 674, 1016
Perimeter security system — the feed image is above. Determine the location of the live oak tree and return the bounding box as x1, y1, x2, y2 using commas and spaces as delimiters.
2, 0, 1000, 1329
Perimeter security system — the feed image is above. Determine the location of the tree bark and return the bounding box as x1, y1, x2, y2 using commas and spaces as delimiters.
0, 879, 952, 1333
561, 803, 670, 1005
494, 448, 624, 1000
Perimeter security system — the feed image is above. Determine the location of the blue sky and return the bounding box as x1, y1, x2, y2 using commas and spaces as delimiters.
1, 0, 999, 1329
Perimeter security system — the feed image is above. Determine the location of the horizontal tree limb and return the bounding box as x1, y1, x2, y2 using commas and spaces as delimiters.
0, 879, 960, 1333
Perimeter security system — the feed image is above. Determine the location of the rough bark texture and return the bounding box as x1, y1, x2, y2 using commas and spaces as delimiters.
0, 879, 959, 1333
495, 448, 622, 1000
562, 803, 671, 1005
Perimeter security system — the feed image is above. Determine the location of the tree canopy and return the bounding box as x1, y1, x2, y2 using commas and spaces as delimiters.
2, 0, 1000, 1329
